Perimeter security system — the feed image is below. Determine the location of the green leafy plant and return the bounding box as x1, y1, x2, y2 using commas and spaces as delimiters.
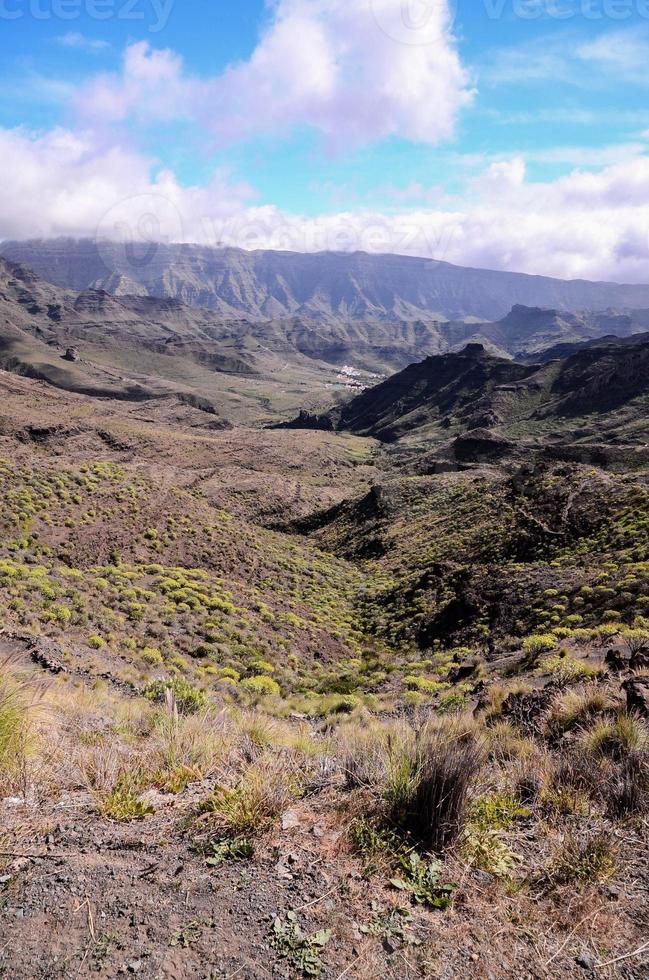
349, 816, 402, 859
462, 829, 521, 878
196, 836, 254, 867
170, 921, 201, 948
99, 787, 154, 822
468, 793, 530, 832
349, 816, 405, 875
271, 912, 331, 977
358, 902, 421, 948
390, 852, 456, 909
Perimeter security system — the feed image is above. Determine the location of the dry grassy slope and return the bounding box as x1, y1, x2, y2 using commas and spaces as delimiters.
0, 372, 386, 709
0, 365, 647, 711
310, 466, 649, 656
1, 369, 649, 978
0, 361, 647, 695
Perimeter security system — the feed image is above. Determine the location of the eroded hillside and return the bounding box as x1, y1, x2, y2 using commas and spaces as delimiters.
0, 340, 648, 978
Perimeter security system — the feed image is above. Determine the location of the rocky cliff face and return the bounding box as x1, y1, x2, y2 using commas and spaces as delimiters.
5, 238, 649, 323
334, 344, 539, 441
283, 333, 649, 448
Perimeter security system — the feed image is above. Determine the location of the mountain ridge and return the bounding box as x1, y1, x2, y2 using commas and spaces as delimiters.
5, 237, 649, 323
281, 335, 649, 462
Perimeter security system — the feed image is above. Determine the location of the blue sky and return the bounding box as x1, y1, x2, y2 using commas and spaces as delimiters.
1, 0, 649, 281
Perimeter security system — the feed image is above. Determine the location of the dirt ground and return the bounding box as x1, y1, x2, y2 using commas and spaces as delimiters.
2, 783, 648, 980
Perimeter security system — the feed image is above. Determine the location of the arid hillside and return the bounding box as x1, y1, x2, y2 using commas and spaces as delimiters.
0, 327, 648, 978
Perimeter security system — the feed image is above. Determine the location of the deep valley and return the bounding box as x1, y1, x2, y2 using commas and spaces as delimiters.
0, 250, 648, 979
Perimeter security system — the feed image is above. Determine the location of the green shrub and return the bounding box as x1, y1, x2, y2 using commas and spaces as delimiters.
192, 643, 215, 659
249, 659, 275, 676
539, 652, 602, 682
403, 675, 446, 694
141, 646, 163, 665
240, 675, 281, 697
143, 678, 206, 715
438, 691, 469, 713
523, 634, 558, 656
326, 693, 361, 714
462, 792, 527, 878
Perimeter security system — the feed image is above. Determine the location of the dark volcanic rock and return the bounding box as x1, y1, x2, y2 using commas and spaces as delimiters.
448, 660, 480, 683
500, 686, 556, 735
273, 409, 335, 432
452, 430, 516, 464
622, 676, 649, 717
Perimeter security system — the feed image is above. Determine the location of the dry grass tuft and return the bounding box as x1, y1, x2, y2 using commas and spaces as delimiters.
550, 831, 617, 885
408, 728, 484, 852
196, 754, 301, 838
545, 685, 617, 740
0, 657, 45, 793
579, 711, 649, 760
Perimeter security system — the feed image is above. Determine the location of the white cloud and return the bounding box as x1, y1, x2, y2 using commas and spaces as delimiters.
3, 124, 649, 284
74, 0, 473, 148
0, 126, 254, 243
576, 28, 649, 75
486, 143, 647, 167
484, 26, 649, 88
55, 32, 110, 53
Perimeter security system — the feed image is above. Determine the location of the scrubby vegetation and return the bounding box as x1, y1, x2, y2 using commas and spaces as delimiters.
1, 374, 649, 978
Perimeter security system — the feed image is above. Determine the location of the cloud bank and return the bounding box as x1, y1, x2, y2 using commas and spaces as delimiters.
3, 124, 649, 283
2, 4, 649, 284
